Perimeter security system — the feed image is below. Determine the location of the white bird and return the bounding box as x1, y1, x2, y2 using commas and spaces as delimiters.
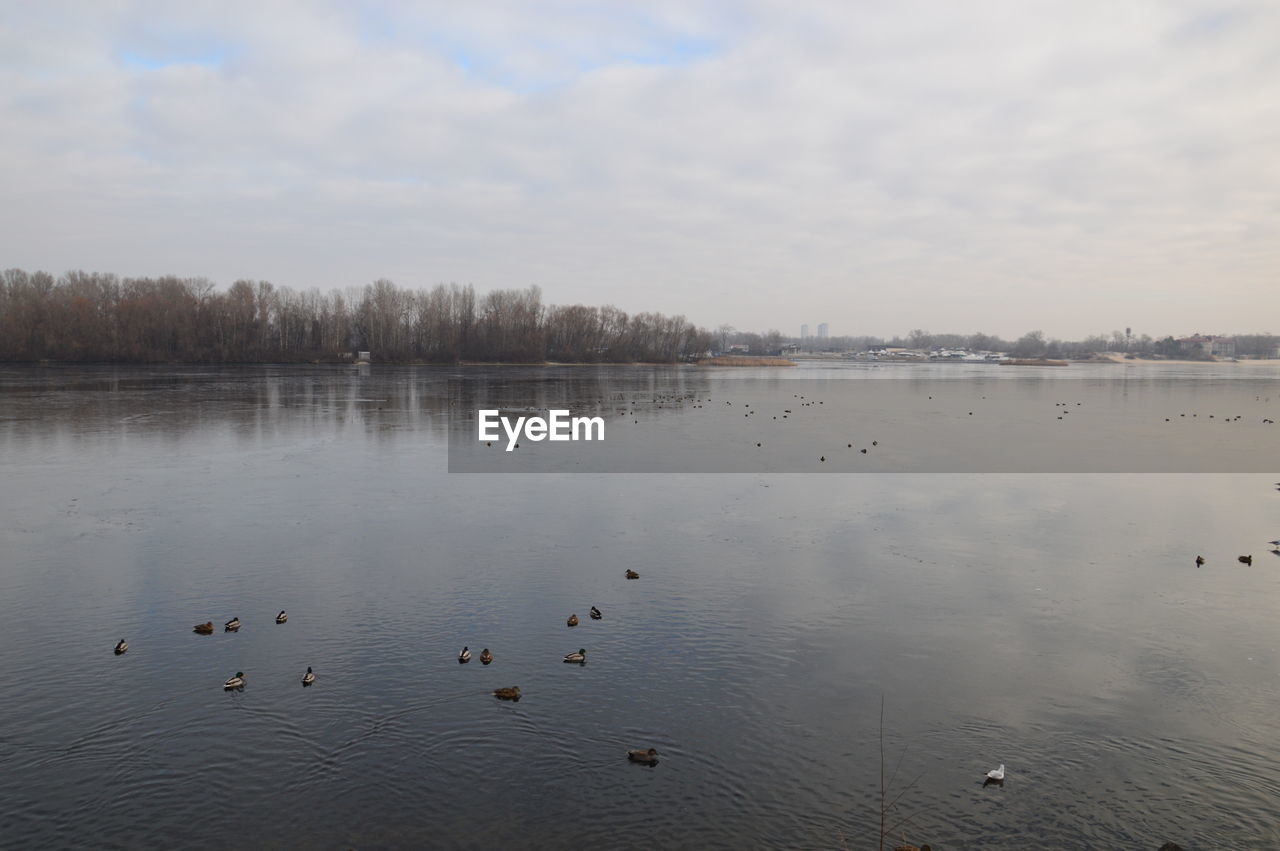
986, 764, 1005, 781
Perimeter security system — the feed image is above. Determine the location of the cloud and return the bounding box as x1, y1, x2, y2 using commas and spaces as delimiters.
1, 0, 1277, 337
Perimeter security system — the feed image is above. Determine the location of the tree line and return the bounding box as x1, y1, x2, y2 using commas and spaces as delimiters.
0, 269, 714, 364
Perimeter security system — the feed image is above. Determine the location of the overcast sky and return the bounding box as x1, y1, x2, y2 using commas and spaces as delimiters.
2, 1, 1277, 338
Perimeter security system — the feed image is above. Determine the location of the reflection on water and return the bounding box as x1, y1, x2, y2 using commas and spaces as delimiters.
1, 364, 1278, 848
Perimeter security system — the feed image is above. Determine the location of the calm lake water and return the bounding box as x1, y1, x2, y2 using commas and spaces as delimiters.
2, 362, 1279, 848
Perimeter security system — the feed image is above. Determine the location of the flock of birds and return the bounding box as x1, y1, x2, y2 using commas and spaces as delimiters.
472, 569, 657, 764
114, 610, 299, 688
115, 579, 662, 765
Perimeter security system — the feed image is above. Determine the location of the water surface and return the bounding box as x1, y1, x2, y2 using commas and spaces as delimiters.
1, 363, 1278, 848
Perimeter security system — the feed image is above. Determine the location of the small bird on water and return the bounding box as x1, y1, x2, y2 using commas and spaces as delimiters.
276, 610, 288, 624
1195, 555, 1204, 567
459, 646, 472, 663
567, 613, 579, 627
589, 606, 602, 620
223, 671, 245, 690
627, 748, 659, 765
1239, 555, 1253, 565
302, 666, 315, 685
480, 648, 493, 664
114, 638, 128, 654
625, 569, 639, 579
986, 763, 1005, 781
493, 686, 521, 701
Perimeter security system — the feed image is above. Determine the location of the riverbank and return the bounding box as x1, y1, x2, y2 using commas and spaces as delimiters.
697, 356, 796, 366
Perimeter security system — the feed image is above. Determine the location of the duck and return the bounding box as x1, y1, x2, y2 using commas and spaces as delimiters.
493, 686, 521, 701
193, 621, 214, 635
275, 610, 288, 624
302, 666, 315, 685
114, 639, 128, 655
563, 648, 587, 664
627, 748, 659, 765
589, 606, 602, 620
479, 648, 493, 665
1195, 555, 1205, 566
224, 617, 241, 631
223, 671, 245, 689
459, 646, 472, 663
986, 763, 1005, 781
567, 614, 579, 627
1239, 555, 1253, 566
625, 569, 639, 580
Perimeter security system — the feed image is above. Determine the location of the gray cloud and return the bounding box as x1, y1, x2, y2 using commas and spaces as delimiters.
1, 0, 1277, 338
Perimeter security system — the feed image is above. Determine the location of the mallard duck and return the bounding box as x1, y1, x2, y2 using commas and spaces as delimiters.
275, 611, 288, 624
589, 606, 602, 620
625, 569, 639, 579
493, 686, 521, 701
627, 748, 658, 765
224, 617, 241, 631
479, 648, 493, 665
1239, 555, 1253, 565
459, 646, 472, 663
301, 666, 315, 685
567, 614, 579, 627
223, 671, 245, 689
193, 622, 214, 634
114, 639, 128, 654
563, 648, 586, 663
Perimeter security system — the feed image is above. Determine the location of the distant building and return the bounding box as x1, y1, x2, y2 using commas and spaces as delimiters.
801, 324, 809, 339
817, 323, 829, 339
728, 343, 750, 354
356, 351, 371, 363
1177, 335, 1235, 358
780, 343, 800, 356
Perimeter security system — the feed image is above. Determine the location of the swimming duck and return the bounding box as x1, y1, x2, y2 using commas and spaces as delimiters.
627, 748, 659, 765
114, 639, 128, 655
479, 648, 493, 665
567, 614, 579, 627
1195, 555, 1205, 566
986, 763, 1005, 781
193, 622, 214, 634
589, 606, 602, 620
223, 672, 245, 689
625, 569, 639, 580
459, 646, 472, 663
301, 666, 315, 685
224, 617, 241, 631
493, 686, 521, 701
563, 648, 587, 664
275, 611, 288, 624
1239, 555, 1253, 565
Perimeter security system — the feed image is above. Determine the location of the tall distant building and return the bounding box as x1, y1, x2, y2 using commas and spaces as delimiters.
801, 324, 809, 339
817, 323, 829, 339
